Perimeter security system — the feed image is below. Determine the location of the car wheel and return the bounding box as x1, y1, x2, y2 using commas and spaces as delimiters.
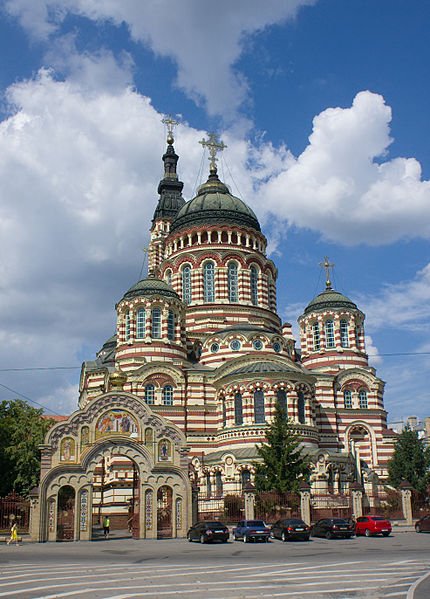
382, 532, 390, 537
200, 534, 206, 544
187, 534, 193, 542
243, 535, 248, 543
325, 531, 333, 540
364, 529, 371, 537
281, 531, 287, 542
415, 524, 422, 533
270, 532, 275, 539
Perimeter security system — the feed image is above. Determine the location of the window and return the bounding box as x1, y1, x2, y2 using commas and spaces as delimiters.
344, 390, 352, 409
340, 319, 349, 348
228, 262, 239, 302
355, 326, 361, 349
234, 393, 243, 426
215, 471, 223, 497
241, 469, 251, 490
203, 261, 215, 302
165, 270, 172, 286
151, 308, 162, 339
230, 339, 241, 351
277, 389, 287, 416
253, 339, 263, 350
359, 389, 368, 409
162, 385, 173, 406
206, 473, 212, 498
325, 320, 335, 348
182, 266, 192, 305
222, 399, 227, 427
254, 390, 265, 423
312, 322, 320, 351
272, 341, 282, 353
250, 266, 259, 305
210, 343, 220, 353
125, 312, 131, 341
298, 391, 306, 424
136, 308, 146, 339
145, 384, 155, 405
167, 310, 175, 341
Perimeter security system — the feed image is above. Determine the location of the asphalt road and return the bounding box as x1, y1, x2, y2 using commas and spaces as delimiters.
1, 529, 430, 598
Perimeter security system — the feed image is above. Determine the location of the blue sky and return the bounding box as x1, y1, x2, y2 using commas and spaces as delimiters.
0, 0, 429, 422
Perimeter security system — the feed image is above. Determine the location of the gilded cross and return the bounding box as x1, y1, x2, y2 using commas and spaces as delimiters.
199, 132, 227, 172
162, 115, 179, 144
320, 256, 335, 289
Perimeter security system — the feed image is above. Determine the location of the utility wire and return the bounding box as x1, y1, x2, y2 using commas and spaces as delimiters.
0, 382, 63, 416
0, 366, 80, 372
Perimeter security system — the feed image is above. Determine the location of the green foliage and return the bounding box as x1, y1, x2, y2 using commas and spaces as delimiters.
0, 399, 54, 496
387, 427, 430, 494
254, 400, 310, 493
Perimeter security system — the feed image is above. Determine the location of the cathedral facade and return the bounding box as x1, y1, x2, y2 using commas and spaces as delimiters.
32, 128, 396, 541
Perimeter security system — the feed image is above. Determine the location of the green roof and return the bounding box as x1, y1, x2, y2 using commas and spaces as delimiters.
304, 288, 357, 314
121, 276, 180, 302
229, 361, 302, 376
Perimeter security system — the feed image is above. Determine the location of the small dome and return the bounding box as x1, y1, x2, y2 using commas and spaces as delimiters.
121, 276, 180, 302
170, 172, 260, 234
304, 288, 358, 314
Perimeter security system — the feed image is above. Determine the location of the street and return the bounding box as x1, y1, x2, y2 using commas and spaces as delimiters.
1, 530, 430, 598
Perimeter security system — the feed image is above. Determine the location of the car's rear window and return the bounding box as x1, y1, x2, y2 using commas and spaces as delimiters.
286, 519, 306, 525
370, 517, 386, 521
205, 522, 225, 527
246, 520, 266, 526
332, 519, 348, 524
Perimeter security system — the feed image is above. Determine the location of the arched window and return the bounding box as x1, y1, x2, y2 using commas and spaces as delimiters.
250, 265, 259, 305
167, 310, 175, 341
312, 322, 320, 350
151, 308, 161, 339
359, 389, 368, 409
162, 385, 173, 406
297, 391, 306, 424
276, 389, 288, 416
234, 392, 243, 426
325, 320, 335, 348
203, 261, 215, 302
215, 471, 223, 497
222, 399, 227, 427
165, 270, 172, 286
344, 390, 352, 409
182, 266, 192, 305
241, 469, 251, 490
228, 262, 238, 302
254, 389, 265, 423
125, 312, 131, 341
206, 473, 212, 498
145, 384, 155, 405
355, 325, 361, 349
136, 308, 146, 339
340, 319, 349, 348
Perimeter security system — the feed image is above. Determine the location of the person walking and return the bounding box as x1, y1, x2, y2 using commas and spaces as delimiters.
7, 522, 19, 546
103, 515, 110, 539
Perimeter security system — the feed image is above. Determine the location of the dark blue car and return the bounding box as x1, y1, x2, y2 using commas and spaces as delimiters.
233, 519, 271, 542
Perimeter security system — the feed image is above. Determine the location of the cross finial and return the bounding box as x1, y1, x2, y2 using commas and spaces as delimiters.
320, 256, 335, 289
199, 132, 227, 174
162, 115, 179, 145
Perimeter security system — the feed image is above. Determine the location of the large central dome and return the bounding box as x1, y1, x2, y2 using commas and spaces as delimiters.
170, 171, 261, 234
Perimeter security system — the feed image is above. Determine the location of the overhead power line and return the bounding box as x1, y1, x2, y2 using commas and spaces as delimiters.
0, 382, 63, 416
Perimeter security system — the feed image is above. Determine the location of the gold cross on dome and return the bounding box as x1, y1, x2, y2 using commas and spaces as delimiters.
320, 256, 335, 289
162, 115, 179, 144
199, 132, 227, 172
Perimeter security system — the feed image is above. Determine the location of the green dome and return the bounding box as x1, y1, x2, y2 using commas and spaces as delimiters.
170, 172, 260, 233
121, 276, 180, 302
304, 288, 358, 314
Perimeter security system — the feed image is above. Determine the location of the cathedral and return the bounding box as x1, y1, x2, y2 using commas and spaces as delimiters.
31, 122, 396, 541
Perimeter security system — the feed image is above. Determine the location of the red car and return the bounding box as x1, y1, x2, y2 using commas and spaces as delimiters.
355, 515, 391, 537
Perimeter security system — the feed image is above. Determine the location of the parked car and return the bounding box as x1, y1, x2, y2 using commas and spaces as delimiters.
233, 520, 271, 542
187, 521, 230, 543
415, 514, 430, 533
355, 515, 391, 537
270, 518, 311, 541
311, 518, 355, 539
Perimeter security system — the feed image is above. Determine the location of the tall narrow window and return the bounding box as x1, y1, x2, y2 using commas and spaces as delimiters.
344, 390, 352, 409
167, 310, 175, 341
355, 326, 361, 349
206, 473, 212, 498
228, 262, 238, 302
359, 389, 368, 409
182, 266, 192, 305
241, 469, 251, 490
298, 391, 306, 424
125, 312, 131, 341
165, 270, 172, 286
162, 385, 173, 406
325, 320, 335, 348
234, 393, 243, 426
254, 389, 265, 423
276, 389, 288, 416
136, 308, 146, 339
215, 471, 223, 497
151, 308, 161, 339
145, 384, 155, 405
222, 399, 227, 427
340, 319, 350, 348
312, 322, 320, 350
203, 262, 215, 302
250, 266, 259, 306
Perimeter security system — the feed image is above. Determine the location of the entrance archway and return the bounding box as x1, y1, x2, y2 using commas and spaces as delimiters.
57, 485, 75, 541
157, 485, 173, 538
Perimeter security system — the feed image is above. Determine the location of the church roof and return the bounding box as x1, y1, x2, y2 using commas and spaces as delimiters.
229, 360, 302, 376
121, 276, 180, 302
304, 288, 358, 314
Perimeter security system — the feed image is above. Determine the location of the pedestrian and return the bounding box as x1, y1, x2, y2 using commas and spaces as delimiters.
103, 515, 110, 539
7, 522, 19, 546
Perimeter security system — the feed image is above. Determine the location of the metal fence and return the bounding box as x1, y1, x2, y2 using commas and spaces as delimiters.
311, 493, 352, 522
255, 491, 300, 524
0, 492, 30, 534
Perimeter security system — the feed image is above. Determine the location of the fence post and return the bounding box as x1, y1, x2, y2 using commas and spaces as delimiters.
299, 481, 311, 525
28, 486, 41, 542
350, 482, 363, 518
243, 482, 256, 520
399, 481, 413, 525
192, 485, 199, 525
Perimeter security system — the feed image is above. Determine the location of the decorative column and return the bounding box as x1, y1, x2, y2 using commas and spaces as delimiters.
28, 486, 41, 542
243, 482, 256, 520
192, 484, 199, 525
350, 482, 363, 518
399, 480, 413, 525
299, 481, 311, 526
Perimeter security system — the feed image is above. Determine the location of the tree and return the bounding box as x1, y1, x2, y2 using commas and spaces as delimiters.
387, 427, 430, 494
0, 399, 54, 496
254, 401, 310, 493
